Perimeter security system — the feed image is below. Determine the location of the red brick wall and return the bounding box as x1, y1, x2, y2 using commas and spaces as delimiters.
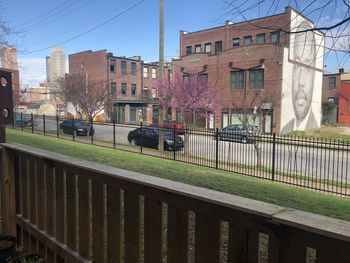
180, 11, 289, 57
322, 74, 340, 103
338, 81, 350, 126
173, 44, 284, 132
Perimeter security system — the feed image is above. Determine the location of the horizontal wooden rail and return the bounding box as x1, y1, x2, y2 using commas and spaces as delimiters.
1, 143, 350, 263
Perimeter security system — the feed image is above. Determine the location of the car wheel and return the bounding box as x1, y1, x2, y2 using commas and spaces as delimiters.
241, 136, 248, 144
60, 128, 64, 134
130, 139, 137, 146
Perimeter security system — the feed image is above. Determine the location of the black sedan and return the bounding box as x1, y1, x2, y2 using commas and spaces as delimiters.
128, 127, 184, 151
59, 120, 94, 136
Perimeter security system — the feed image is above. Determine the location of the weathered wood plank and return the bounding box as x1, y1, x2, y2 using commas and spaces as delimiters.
167, 205, 188, 263
228, 225, 248, 263
17, 215, 90, 263
247, 230, 259, 263
92, 180, 105, 262
23, 229, 29, 252
55, 168, 65, 243
30, 234, 38, 253
78, 176, 90, 260
45, 164, 55, 237
38, 241, 46, 260
107, 185, 121, 263
0, 148, 16, 235
144, 197, 162, 263
46, 249, 55, 263
195, 213, 221, 263
124, 191, 140, 262
66, 172, 77, 251
28, 159, 37, 225
37, 161, 46, 230
21, 156, 29, 219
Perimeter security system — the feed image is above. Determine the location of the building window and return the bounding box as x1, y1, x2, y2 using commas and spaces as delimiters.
256, 33, 265, 44
328, 97, 335, 103
232, 38, 240, 48
244, 36, 252, 46
131, 62, 137, 75
130, 107, 137, 123
110, 59, 116, 72
329, 77, 336, 89
186, 46, 192, 55
131, 84, 137, 96
205, 43, 211, 53
121, 83, 127, 96
152, 68, 157, 79
195, 44, 201, 53
215, 41, 222, 55
230, 71, 244, 90
271, 31, 280, 44
111, 82, 116, 97
80, 62, 84, 69
121, 61, 127, 74
249, 69, 264, 89
198, 73, 208, 84
143, 66, 148, 78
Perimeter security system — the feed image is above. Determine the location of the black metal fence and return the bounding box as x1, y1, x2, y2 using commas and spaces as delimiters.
11, 113, 350, 197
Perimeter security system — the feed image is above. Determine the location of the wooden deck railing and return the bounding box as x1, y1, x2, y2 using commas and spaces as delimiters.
1, 143, 350, 263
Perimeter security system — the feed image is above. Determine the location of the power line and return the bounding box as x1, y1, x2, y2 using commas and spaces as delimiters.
24, 0, 93, 31
15, 0, 78, 28
26, 0, 147, 54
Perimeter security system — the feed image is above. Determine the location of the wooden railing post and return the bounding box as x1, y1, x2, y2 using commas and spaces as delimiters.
0, 147, 16, 235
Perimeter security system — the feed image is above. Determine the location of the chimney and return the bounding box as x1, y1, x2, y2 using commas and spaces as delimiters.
339, 68, 344, 73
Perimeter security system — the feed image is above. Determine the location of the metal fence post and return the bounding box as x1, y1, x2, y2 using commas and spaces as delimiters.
21, 112, 23, 132
140, 122, 143, 154
43, 114, 46, 136
272, 132, 276, 181
72, 117, 75, 141
90, 118, 94, 145
173, 124, 176, 160
56, 115, 59, 138
31, 113, 34, 133
215, 128, 219, 169
113, 120, 116, 148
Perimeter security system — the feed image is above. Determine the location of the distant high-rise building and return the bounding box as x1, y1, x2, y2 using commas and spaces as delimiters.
46, 56, 51, 83
46, 46, 65, 83
0, 45, 18, 71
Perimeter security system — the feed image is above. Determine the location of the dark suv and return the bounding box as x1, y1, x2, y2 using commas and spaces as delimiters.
128, 127, 184, 151
59, 120, 94, 136
218, 124, 258, 143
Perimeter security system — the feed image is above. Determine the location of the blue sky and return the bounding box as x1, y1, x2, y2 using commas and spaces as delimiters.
2, 0, 349, 86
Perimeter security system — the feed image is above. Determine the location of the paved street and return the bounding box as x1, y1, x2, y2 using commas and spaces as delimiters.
28, 117, 350, 184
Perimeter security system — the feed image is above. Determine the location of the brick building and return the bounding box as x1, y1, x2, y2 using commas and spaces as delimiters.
173, 6, 324, 134
69, 50, 171, 124
322, 70, 342, 124
338, 72, 350, 126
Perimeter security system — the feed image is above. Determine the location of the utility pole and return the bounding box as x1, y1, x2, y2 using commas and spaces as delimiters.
158, 0, 164, 151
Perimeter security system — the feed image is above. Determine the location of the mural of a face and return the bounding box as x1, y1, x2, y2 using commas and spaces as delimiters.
291, 21, 316, 121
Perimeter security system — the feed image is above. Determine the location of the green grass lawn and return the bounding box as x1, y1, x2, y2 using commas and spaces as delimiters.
288, 126, 350, 142
6, 129, 350, 221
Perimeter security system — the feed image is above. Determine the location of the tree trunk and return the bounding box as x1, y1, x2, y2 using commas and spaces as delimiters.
254, 141, 262, 168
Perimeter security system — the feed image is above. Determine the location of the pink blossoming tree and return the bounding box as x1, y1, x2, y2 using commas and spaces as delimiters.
157, 72, 222, 128
156, 72, 222, 154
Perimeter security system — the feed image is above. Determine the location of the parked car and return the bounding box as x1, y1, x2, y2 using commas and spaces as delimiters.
59, 120, 94, 136
127, 126, 184, 151
217, 124, 258, 143
163, 120, 185, 134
